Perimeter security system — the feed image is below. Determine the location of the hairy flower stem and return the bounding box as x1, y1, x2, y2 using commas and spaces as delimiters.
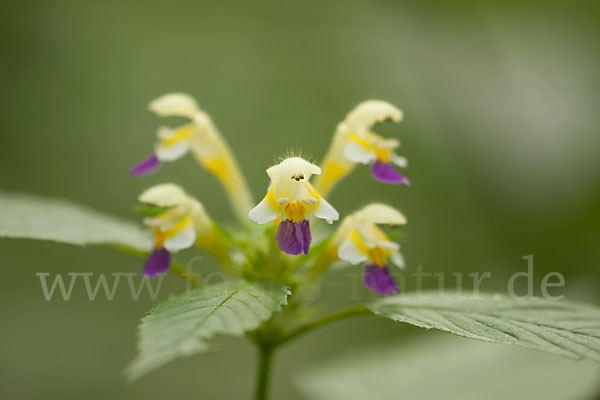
254, 345, 273, 400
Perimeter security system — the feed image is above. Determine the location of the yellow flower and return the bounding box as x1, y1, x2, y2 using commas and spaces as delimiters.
314, 100, 408, 196
249, 157, 339, 255
137, 183, 214, 277
329, 203, 406, 295
131, 93, 253, 224
331, 203, 406, 268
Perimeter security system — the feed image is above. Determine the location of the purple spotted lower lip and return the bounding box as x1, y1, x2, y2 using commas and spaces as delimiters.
363, 264, 399, 296
131, 153, 161, 176
276, 219, 311, 255
142, 247, 171, 277
371, 160, 411, 185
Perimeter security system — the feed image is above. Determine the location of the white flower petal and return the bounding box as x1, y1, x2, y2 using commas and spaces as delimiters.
155, 140, 190, 161
343, 142, 376, 164
248, 197, 279, 224
266, 157, 321, 181
139, 184, 189, 207
149, 93, 198, 118
163, 223, 196, 252
380, 138, 400, 149
359, 203, 407, 225
338, 238, 368, 265
314, 197, 339, 224
157, 126, 174, 140
391, 251, 405, 269
190, 205, 212, 234
345, 100, 403, 134
391, 154, 408, 168
377, 240, 400, 252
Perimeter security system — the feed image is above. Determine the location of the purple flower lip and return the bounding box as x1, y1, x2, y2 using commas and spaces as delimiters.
364, 264, 399, 296
131, 153, 161, 177
371, 160, 410, 185
142, 247, 171, 277
276, 219, 311, 255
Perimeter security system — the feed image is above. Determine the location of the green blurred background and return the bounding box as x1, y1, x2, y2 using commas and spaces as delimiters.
1, 0, 599, 398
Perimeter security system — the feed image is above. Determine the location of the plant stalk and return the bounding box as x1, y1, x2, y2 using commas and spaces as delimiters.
280, 304, 371, 345
254, 345, 274, 400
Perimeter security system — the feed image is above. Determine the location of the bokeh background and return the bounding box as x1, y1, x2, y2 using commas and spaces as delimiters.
1, 0, 599, 398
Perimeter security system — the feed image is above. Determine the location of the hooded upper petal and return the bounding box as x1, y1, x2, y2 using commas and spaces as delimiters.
140, 183, 212, 239
344, 100, 403, 134
148, 93, 199, 118
359, 203, 407, 226
266, 157, 321, 181
139, 183, 190, 207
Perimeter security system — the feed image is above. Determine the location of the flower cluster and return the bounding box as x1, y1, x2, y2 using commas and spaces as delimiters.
132, 94, 409, 295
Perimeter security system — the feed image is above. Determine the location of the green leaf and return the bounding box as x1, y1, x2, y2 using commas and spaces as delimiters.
368, 292, 600, 362
0, 191, 151, 251
298, 335, 600, 400
126, 279, 290, 380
